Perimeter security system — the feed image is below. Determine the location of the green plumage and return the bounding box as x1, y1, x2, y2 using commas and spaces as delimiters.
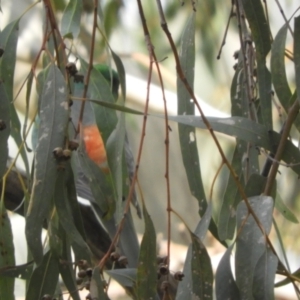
94, 64, 120, 100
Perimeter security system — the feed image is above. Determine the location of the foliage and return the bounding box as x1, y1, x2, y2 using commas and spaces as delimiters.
0, 0, 300, 299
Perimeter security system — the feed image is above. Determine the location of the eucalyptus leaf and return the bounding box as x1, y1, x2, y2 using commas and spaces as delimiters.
106, 268, 136, 288
177, 13, 208, 218
75, 148, 115, 220
242, 0, 272, 128
235, 196, 274, 299
0, 203, 15, 300
54, 168, 91, 263
215, 245, 240, 300
61, 0, 82, 38
137, 204, 157, 300
90, 267, 110, 300
0, 261, 33, 280
271, 23, 291, 112
0, 17, 29, 174
58, 231, 81, 300
26, 251, 59, 300
294, 16, 300, 105
26, 64, 69, 264
252, 247, 278, 300
0, 82, 10, 178
176, 204, 213, 299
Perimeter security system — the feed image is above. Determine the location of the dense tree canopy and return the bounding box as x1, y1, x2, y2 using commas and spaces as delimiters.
1, 0, 300, 299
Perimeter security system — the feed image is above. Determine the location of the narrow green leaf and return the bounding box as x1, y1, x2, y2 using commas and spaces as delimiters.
116, 209, 139, 268
275, 192, 298, 223
61, 0, 82, 38
271, 24, 291, 112
23, 71, 34, 153
275, 267, 300, 287
75, 148, 115, 219
90, 267, 110, 300
252, 247, 278, 300
111, 50, 126, 100
26, 64, 69, 264
65, 164, 87, 238
244, 173, 267, 197
137, 204, 157, 300
0, 261, 33, 280
241, 0, 271, 59
48, 211, 63, 258
26, 251, 59, 300
190, 232, 213, 299
97, 0, 105, 27
218, 144, 244, 240
242, 0, 272, 128
294, 16, 300, 105
54, 168, 91, 263
169, 115, 268, 146
0, 203, 15, 300
10, 105, 30, 173
0, 18, 19, 102
215, 245, 240, 300
177, 13, 207, 216
58, 230, 81, 300
0, 18, 29, 174
166, 115, 300, 177
0, 82, 10, 177
219, 62, 252, 240
230, 67, 245, 117
176, 204, 213, 299
219, 172, 269, 244
106, 112, 125, 223
257, 64, 272, 128
194, 202, 213, 240
88, 97, 143, 115
235, 196, 274, 299
273, 218, 292, 285
105, 268, 136, 287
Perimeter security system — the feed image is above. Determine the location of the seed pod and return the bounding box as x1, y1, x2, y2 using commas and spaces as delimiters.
77, 269, 87, 278
74, 73, 84, 83
86, 268, 93, 278
66, 62, 78, 76
77, 259, 89, 269
174, 271, 184, 281
0, 120, 6, 130
110, 251, 120, 262
233, 50, 239, 60
53, 147, 63, 159
160, 280, 169, 292
85, 293, 91, 300
62, 149, 72, 159
69, 140, 79, 151
118, 255, 128, 267
158, 263, 169, 275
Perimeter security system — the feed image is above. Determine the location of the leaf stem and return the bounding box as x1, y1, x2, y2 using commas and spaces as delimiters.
264, 100, 299, 195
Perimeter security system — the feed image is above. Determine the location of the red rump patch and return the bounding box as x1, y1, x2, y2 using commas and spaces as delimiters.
83, 125, 107, 167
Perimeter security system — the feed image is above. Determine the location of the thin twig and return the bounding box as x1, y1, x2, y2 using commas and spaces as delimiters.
274, 0, 294, 37
264, 100, 299, 195
217, 3, 234, 60
76, 0, 99, 136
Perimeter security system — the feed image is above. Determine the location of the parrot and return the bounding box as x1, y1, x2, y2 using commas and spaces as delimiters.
70, 63, 141, 267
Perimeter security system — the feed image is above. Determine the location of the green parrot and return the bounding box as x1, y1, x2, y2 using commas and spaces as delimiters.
71, 63, 141, 267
